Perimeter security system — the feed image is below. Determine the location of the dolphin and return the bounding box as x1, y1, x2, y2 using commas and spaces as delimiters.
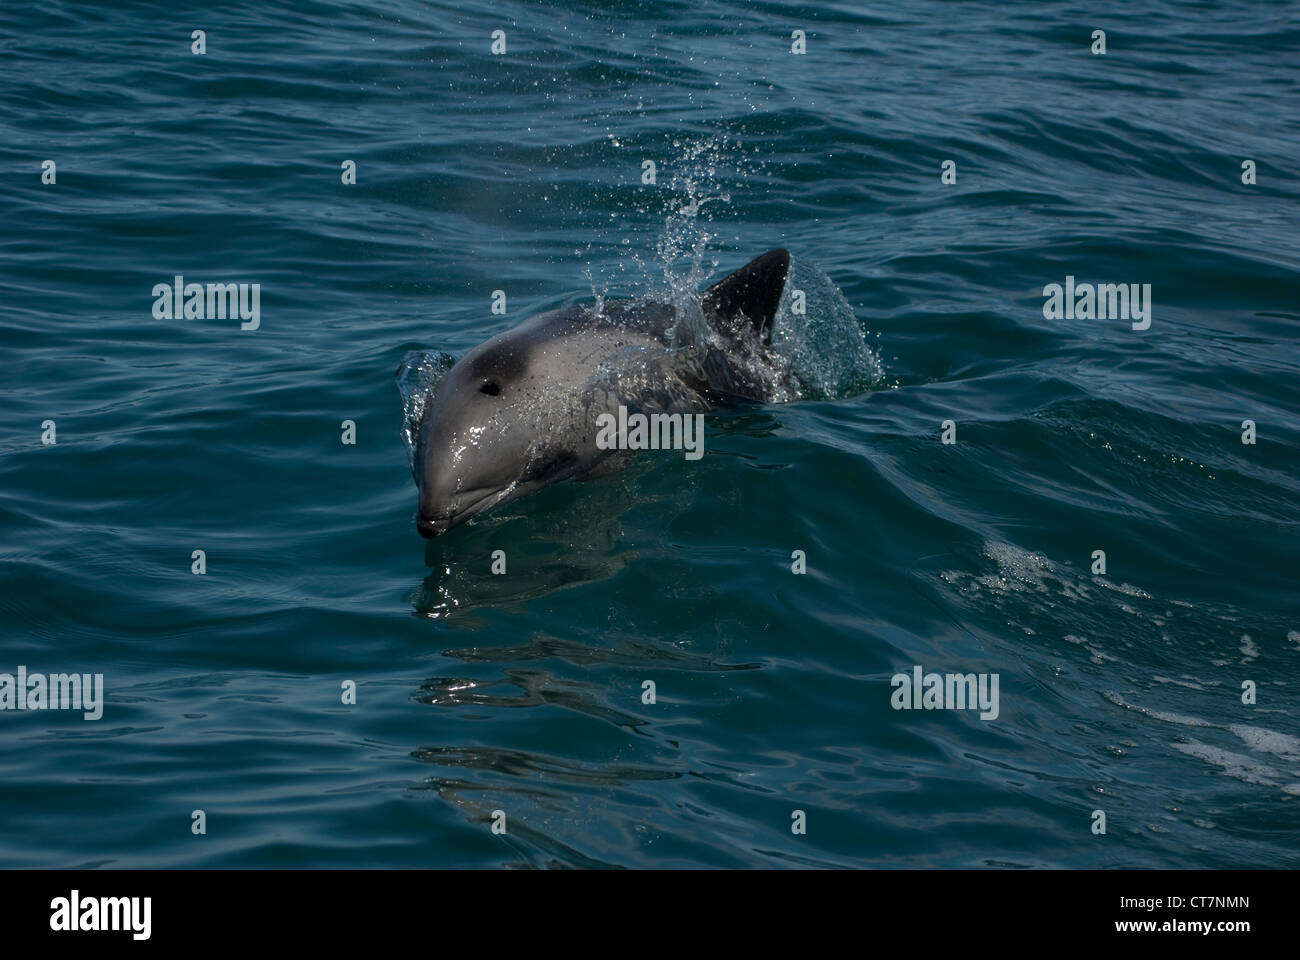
405, 248, 792, 538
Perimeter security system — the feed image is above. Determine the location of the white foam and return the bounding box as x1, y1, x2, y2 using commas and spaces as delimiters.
1171, 741, 1281, 787
1227, 724, 1300, 761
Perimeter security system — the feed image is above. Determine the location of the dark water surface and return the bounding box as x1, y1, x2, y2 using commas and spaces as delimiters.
1, 1, 1297, 867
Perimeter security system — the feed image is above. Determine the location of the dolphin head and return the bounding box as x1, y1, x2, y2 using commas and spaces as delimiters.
412, 319, 594, 537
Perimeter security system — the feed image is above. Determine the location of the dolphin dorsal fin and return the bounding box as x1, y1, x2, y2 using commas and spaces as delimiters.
701, 248, 790, 342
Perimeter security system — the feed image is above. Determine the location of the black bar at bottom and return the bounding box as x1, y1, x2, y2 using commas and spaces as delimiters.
0, 869, 1277, 945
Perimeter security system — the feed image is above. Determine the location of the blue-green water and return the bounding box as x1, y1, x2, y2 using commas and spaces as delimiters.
2, 0, 1298, 868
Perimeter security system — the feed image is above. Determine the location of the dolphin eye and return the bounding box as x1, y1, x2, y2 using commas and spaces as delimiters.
480, 381, 501, 396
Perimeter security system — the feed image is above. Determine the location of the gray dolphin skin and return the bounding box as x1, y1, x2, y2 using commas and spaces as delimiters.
408, 249, 791, 537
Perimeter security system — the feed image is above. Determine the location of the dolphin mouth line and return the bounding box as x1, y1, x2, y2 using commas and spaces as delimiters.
419, 454, 583, 536
417, 485, 514, 538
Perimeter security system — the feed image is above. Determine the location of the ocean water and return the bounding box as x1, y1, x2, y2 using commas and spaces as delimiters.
1, 0, 1297, 869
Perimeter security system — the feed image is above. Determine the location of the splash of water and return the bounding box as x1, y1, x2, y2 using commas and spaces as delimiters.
653, 136, 739, 299
396, 349, 455, 468
771, 255, 885, 400
644, 135, 883, 399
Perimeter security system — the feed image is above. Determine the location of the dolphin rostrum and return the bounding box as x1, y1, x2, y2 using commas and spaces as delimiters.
404, 249, 792, 537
